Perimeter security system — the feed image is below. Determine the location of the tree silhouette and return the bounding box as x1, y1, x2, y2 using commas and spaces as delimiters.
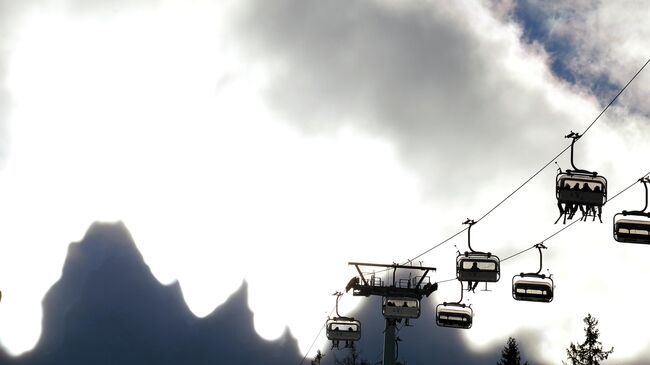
334, 347, 370, 365
565, 313, 614, 365
312, 350, 325, 365
497, 337, 529, 365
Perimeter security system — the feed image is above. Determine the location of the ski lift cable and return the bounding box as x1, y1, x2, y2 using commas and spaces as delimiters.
500, 169, 650, 263
408, 58, 650, 265
299, 305, 336, 365
308, 62, 650, 362
580, 58, 650, 138
434, 170, 650, 284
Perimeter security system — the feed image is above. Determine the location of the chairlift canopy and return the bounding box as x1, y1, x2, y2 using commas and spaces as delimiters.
556, 172, 607, 206
382, 297, 421, 319
436, 303, 473, 329
457, 252, 500, 283
326, 318, 362, 342
614, 215, 650, 244
512, 273, 554, 302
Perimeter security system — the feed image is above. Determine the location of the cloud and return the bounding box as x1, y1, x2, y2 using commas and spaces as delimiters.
230, 0, 597, 199
1, 0, 650, 363
495, 0, 650, 113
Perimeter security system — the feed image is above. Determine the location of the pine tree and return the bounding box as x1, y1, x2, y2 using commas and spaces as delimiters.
334, 346, 370, 365
311, 350, 325, 365
497, 337, 529, 365
565, 313, 614, 365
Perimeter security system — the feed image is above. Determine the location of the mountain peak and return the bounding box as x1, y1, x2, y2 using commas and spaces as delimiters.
0, 222, 302, 365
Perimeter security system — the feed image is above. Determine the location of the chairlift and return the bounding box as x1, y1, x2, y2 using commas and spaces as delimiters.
614, 177, 650, 244
326, 318, 362, 342
382, 296, 421, 319
512, 244, 554, 302
326, 292, 361, 348
436, 281, 473, 329
456, 219, 500, 283
555, 132, 607, 224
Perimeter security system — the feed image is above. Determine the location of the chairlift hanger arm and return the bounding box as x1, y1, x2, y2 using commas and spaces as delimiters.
463, 219, 477, 253
642, 177, 649, 213
534, 243, 547, 275
621, 178, 650, 217
564, 131, 593, 174
334, 292, 343, 318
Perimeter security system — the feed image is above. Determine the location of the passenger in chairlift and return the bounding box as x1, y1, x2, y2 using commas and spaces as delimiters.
467, 262, 480, 293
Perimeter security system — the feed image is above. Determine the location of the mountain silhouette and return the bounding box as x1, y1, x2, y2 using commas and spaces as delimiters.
0, 222, 301, 365
0, 221, 556, 365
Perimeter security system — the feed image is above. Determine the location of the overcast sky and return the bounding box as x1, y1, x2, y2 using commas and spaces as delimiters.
0, 0, 649, 363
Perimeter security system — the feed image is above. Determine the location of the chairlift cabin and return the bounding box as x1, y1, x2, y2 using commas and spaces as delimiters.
556, 132, 607, 208
613, 178, 650, 245
456, 219, 500, 283
512, 274, 553, 302
436, 303, 473, 329
556, 173, 607, 206
382, 297, 421, 319
457, 252, 500, 283
326, 318, 362, 342
614, 216, 650, 244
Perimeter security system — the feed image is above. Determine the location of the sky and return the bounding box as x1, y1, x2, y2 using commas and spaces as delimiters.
0, 0, 649, 363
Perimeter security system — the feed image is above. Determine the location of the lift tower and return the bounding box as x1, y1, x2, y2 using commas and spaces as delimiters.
347, 262, 438, 365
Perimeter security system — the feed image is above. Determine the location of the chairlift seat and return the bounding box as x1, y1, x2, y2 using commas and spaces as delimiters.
457, 253, 500, 283
512, 274, 553, 302
614, 216, 650, 244
382, 297, 420, 319
326, 318, 361, 342
556, 173, 607, 206
436, 303, 473, 329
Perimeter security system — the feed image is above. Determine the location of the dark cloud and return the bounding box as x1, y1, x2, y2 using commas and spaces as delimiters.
231, 0, 579, 198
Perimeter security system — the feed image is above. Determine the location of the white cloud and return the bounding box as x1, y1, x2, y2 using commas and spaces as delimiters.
0, 0, 648, 363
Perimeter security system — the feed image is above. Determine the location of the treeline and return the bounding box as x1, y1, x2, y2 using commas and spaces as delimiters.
313, 313, 614, 365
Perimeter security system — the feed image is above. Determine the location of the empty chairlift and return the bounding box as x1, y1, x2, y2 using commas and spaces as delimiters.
614, 177, 650, 245
555, 132, 607, 224
512, 244, 554, 303
382, 296, 421, 319
325, 292, 361, 348
436, 281, 473, 329
456, 219, 500, 285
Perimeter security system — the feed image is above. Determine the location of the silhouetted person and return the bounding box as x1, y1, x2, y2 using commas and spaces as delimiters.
344, 326, 355, 348
556, 182, 582, 224
345, 277, 359, 293
556, 200, 567, 224
402, 301, 409, 307
467, 262, 480, 292
331, 326, 341, 349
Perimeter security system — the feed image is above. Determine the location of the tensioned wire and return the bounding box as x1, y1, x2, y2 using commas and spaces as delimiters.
435, 170, 650, 284
360, 58, 650, 278
300, 59, 650, 364
405, 58, 650, 265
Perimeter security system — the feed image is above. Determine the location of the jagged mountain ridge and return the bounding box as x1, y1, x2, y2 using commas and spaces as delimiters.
0, 222, 301, 365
